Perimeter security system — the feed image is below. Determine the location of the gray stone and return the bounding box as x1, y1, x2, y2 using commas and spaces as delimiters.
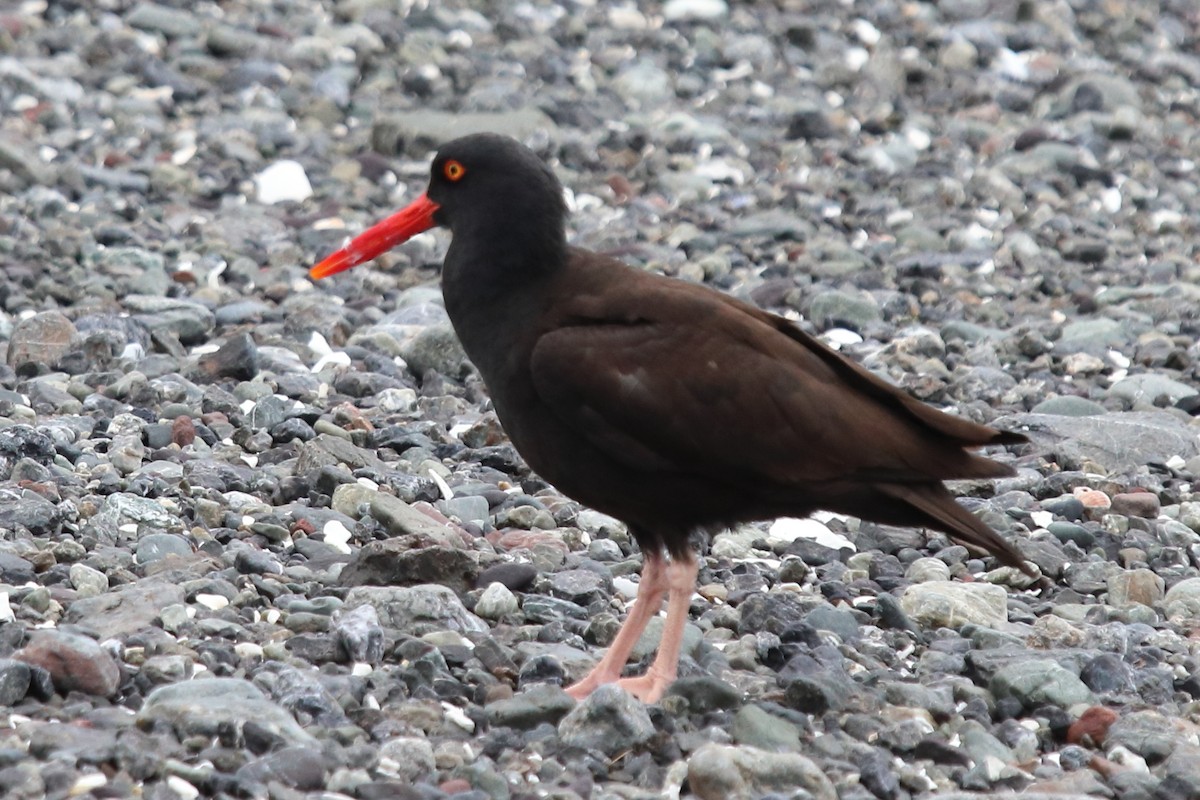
138, 678, 316, 745
905, 557, 951, 583
368, 493, 459, 543
376, 737, 434, 783
340, 537, 476, 593
990, 660, 1093, 710
6, 311, 76, 372
804, 606, 861, 642
1106, 569, 1164, 608
236, 746, 327, 792
666, 676, 741, 713
344, 585, 487, 635
1107, 709, 1200, 762
732, 705, 802, 751
995, 411, 1200, 472
400, 323, 471, 379
557, 684, 654, 755
632, 617, 704, 660
687, 743, 837, 800
136, 533, 192, 563
1029, 396, 1108, 417
1107, 373, 1198, 406
0, 659, 32, 705
899, 581, 1008, 629
92, 493, 183, 536
296, 434, 388, 474
126, 2, 199, 38
486, 684, 576, 729
64, 579, 186, 639
1164, 577, 1200, 619
475, 582, 519, 620
371, 109, 557, 153
0, 487, 60, 534
1054, 317, 1134, 356
808, 290, 882, 332
68, 563, 108, 597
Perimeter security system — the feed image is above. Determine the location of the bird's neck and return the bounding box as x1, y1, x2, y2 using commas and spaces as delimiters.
440, 229, 567, 373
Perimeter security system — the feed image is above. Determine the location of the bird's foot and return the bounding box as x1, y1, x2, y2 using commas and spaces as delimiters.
615, 669, 674, 704
564, 669, 616, 700
565, 668, 674, 703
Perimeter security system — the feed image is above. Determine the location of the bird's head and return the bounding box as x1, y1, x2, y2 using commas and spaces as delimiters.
310, 133, 566, 280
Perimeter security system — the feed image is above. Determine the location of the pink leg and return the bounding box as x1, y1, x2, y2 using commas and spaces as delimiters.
615, 553, 698, 703
565, 552, 668, 699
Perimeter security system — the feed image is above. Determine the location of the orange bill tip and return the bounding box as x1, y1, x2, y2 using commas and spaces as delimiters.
308, 193, 440, 280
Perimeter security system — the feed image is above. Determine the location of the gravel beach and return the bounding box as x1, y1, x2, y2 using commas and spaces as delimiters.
2, 1, 1200, 798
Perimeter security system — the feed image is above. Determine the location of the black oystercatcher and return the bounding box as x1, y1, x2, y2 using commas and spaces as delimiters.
311, 134, 1032, 703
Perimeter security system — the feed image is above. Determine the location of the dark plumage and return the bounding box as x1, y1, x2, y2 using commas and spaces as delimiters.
311, 133, 1033, 702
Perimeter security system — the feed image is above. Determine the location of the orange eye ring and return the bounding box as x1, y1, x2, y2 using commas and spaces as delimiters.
443, 160, 466, 181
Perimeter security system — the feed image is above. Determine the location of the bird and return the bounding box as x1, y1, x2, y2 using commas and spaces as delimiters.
310, 133, 1033, 703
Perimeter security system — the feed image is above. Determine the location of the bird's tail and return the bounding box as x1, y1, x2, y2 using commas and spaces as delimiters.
876, 482, 1035, 576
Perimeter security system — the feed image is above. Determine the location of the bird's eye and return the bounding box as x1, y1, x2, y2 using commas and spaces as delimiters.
443, 160, 466, 181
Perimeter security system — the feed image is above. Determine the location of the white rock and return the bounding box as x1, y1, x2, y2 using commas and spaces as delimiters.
254, 160, 313, 204
663, 0, 727, 22
195, 593, 229, 611
322, 520, 353, 554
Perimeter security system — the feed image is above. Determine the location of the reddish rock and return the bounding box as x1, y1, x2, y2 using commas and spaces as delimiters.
489, 529, 569, 556
1068, 706, 1119, 746
1072, 487, 1112, 511
1110, 491, 1160, 518
171, 415, 196, 447
15, 630, 120, 697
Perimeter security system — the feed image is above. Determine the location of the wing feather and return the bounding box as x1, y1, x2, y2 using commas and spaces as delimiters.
529, 277, 1018, 488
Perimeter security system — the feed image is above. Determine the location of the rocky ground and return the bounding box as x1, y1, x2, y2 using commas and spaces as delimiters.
1, 0, 1200, 798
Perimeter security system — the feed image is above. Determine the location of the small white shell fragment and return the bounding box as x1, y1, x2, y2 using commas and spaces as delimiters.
69, 773, 107, 796
255, 160, 313, 204
194, 593, 229, 611
1029, 510, 1054, 529
234, 642, 263, 659
166, 776, 201, 800
323, 520, 354, 554
429, 469, 454, 500
442, 702, 476, 732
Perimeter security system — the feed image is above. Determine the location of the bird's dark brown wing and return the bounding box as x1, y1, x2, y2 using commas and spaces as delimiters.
531, 265, 1021, 489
